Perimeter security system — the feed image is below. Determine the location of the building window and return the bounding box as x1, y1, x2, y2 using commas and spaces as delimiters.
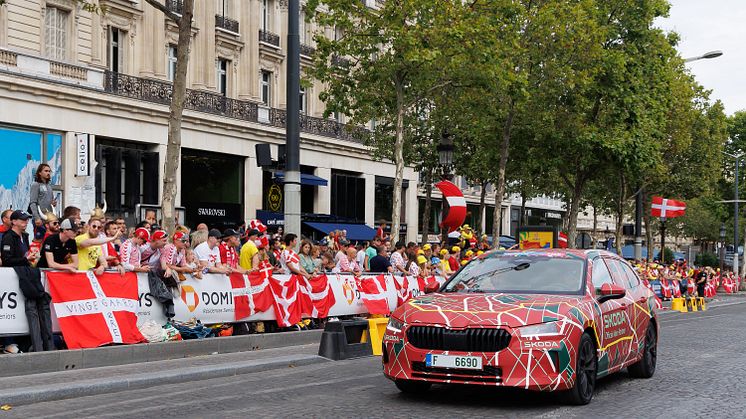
331, 171, 365, 222
167, 45, 177, 82
262, 0, 271, 31
44, 6, 69, 60
107, 26, 125, 73
374, 176, 407, 223
217, 58, 228, 96
299, 87, 307, 115
261, 70, 272, 105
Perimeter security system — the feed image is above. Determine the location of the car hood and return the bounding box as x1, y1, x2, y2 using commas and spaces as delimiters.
395, 293, 587, 329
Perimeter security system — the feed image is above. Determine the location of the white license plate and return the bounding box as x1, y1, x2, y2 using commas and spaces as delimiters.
426, 354, 482, 370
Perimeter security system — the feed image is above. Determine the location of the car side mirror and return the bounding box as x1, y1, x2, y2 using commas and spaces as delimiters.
597, 283, 626, 304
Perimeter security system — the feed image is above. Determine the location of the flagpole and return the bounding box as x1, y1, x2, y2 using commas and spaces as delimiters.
660, 217, 666, 264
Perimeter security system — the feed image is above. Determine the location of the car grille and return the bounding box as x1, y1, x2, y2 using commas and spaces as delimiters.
406, 326, 511, 352
411, 362, 502, 383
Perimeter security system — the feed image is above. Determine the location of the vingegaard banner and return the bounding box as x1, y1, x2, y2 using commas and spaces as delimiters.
0, 269, 444, 335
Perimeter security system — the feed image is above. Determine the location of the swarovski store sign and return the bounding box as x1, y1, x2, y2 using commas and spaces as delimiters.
187, 202, 242, 229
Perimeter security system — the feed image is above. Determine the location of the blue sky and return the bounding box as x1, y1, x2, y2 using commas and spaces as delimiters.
657, 0, 746, 115
0, 128, 41, 187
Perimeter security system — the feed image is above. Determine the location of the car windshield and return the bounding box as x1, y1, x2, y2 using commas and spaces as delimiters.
443, 252, 586, 295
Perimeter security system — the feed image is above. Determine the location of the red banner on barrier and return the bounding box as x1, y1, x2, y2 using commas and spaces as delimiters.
46, 271, 145, 349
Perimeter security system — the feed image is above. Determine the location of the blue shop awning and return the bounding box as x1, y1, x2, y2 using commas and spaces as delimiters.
273, 171, 328, 186
304, 222, 376, 241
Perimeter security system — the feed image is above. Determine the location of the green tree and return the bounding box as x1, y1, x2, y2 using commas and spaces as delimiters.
307, 0, 474, 243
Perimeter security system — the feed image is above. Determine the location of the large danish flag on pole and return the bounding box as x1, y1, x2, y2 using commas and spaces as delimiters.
651, 196, 687, 218
435, 180, 467, 234
46, 271, 145, 349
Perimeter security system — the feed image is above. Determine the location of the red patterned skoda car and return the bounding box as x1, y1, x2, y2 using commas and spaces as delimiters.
382, 249, 658, 405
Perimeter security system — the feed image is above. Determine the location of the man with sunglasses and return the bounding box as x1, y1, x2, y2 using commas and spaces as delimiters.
75, 217, 118, 275
37, 218, 78, 272
42, 212, 60, 242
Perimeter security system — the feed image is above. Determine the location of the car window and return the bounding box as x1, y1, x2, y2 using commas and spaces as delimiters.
604, 258, 628, 288
620, 262, 641, 288
591, 258, 614, 290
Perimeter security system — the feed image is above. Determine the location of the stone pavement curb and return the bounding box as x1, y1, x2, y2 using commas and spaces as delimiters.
0, 329, 324, 378
1, 353, 330, 407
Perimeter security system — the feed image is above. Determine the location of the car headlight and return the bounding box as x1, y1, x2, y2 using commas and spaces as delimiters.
518, 321, 562, 338
387, 317, 405, 334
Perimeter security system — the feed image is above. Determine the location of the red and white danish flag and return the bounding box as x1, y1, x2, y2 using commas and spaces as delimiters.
303, 274, 336, 319
393, 275, 412, 306
435, 180, 467, 234
46, 271, 145, 349
230, 272, 273, 321
558, 232, 568, 248
269, 274, 312, 327
651, 196, 686, 218
357, 275, 391, 315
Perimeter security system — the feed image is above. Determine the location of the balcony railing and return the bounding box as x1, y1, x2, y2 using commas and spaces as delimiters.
300, 44, 316, 57
166, 0, 183, 14
259, 30, 280, 47
215, 14, 239, 33
103, 71, 365, 144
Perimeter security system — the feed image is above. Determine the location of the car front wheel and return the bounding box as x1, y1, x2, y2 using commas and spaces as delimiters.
561, 332, 597, 405
628, 321, 657, 378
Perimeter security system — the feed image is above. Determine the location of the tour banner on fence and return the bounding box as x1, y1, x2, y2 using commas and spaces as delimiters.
0, 268, 445, 342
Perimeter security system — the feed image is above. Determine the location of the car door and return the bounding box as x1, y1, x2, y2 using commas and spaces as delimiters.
617, 261, 651, 354
590, 257, 631, 373
602, 257, 636, 364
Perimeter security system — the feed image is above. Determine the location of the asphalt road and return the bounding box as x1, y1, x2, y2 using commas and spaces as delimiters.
8, 301, 746, 419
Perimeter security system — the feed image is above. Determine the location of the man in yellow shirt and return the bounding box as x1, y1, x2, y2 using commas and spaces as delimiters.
239, 229, 261, 271
75, 218, 118, 274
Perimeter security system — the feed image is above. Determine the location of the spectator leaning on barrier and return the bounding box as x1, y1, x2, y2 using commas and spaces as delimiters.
299, 240, 317, 276
239, 229, 261, 271
365, 237, 380, 271
30, 163, 56, 228
42, 212, 60, 242
160, 231, 197, 284
1, 210, 54, 352
270, 237, 283, 269
76, 217, 119, 275
140, 230, 168, 271
281, 233, 311, 279
120, 227, 151, 273
335, 247, 361, 276
194, 229, 231, 275
36, 218, 78, 272
220, 229, 245, 274
101, 221, 121, 267
252, 236, 274, 273
369, 246, 393, 273
320, 251, 336, 273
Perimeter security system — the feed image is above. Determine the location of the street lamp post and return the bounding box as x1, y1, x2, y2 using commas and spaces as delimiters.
437, 131, 454, 181
284, 0, 301, 244
720, 223, 727, 274
723, 151, 743, 275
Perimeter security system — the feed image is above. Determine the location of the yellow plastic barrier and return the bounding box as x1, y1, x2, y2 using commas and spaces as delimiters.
671, 297, 687, 313
688, 297, 698, 312
697, 297, 707, 311
368, 317, 389, 356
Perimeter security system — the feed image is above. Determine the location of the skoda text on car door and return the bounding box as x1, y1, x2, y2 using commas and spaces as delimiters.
382, 249, 659, 405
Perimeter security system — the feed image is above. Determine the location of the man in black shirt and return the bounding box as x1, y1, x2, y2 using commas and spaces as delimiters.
37, 218, 78, 272
369, 246, 393, 273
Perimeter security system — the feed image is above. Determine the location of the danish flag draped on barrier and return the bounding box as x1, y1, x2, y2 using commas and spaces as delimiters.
651, 196, 687, 218
304, 274, 336, 319
46, 271, 145, 349
435, 180, 467, 234
357, 275, 391, 315
230, 272, 273, 321
268, 274, 313, 327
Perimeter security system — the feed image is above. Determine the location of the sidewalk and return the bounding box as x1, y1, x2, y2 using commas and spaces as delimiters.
0, 329, 323, 378
0, 343, 328, 407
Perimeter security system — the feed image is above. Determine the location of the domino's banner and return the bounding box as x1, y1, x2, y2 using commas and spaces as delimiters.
0, 268, 445, 336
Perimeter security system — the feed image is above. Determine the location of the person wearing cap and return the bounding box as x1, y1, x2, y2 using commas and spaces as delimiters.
439, 248, 453, 276
251, 236, 274, 273
220, 229, 245, 273
37, 218, 78, 272
239, 229, 261, 271
75, 216, 119, 275
449, 246, 461, 272
120, 228, 151, 273
1, 210, 36, 267
140, 230, 168, 271
160, 231, 198, 282
194, 229, 231, 275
